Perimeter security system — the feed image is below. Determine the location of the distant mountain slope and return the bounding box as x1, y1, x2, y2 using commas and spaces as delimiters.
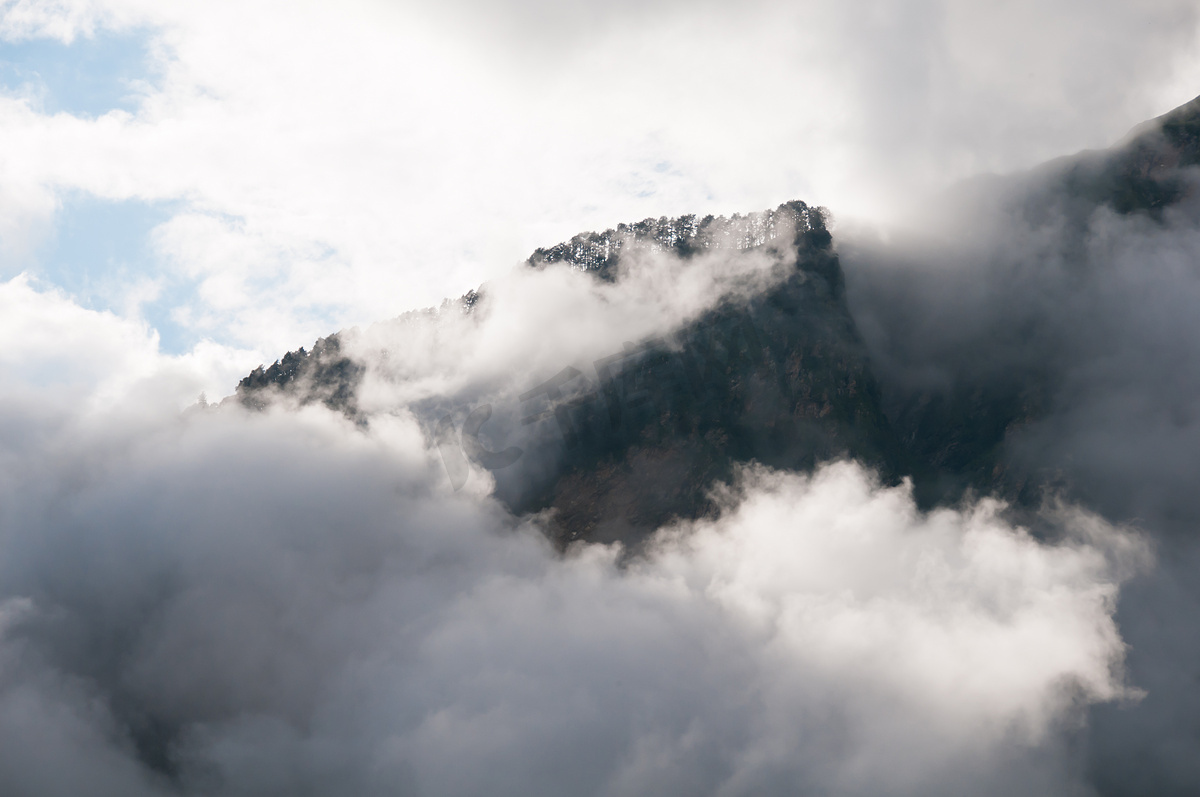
1045, 93, 1200, 216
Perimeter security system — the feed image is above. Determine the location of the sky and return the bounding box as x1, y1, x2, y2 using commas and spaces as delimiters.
0, 0, 1199, 393
4, 2, 1200, 795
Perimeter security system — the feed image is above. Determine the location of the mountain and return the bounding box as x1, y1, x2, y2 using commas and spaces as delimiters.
233, 95, 1200, 545
509, 203, 905, 545
233, 201, 907, 546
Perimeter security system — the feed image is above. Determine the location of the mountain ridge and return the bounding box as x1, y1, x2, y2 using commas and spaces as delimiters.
231, 94, 1200, 545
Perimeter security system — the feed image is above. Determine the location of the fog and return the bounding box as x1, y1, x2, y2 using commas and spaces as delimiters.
841, 151, 1200, 794
0, 403, 1146, 796
3, 1, 1200, 793
0, 210, 1159, 794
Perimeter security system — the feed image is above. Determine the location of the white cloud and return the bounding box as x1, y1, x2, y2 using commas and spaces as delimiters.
0, 394, 1147, 795
0, 273, 256, 410
1, 0, 1198, 366
0, 243, 1151, 794
0, 6, 1194, 790
651, 465, 1146, 738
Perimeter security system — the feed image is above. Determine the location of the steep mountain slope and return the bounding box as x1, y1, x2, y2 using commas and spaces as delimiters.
233, 94, 1200, 545
234, 202, 904, 546
511, 204, 903, 545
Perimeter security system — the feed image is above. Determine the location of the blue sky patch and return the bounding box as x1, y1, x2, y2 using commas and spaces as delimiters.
16, 195, 353, 358
29, 195, 201, 354
0, 29, 159, 117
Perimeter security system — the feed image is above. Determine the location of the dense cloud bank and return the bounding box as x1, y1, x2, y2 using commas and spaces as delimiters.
845, 177, 1200, 520
841, 160, 1200, 794
0, 399, 1146, 796
0, 230, 1157, 795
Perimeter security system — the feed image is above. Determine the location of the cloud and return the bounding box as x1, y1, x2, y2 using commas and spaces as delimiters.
0, 245, 1150, 795
347, 225, 800, 413
837, 137, 1200, 793
2, 2, 1200, 793
0, 272, 257, 413
1, 0, 1199, 360
0, 392, 1147, 795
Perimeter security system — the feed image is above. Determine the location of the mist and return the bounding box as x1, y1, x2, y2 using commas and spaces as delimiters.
3, 1, 1200, 794
0, 201, 1159, 795
839, 126, 1200, 794
0, 399, 1147, 796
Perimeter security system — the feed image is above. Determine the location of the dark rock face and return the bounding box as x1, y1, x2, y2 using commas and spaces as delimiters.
513, 204, 901, 546
219, 97, 1200, 795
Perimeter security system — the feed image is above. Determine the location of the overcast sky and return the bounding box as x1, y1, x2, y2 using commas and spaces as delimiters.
1, 0, 1199, 393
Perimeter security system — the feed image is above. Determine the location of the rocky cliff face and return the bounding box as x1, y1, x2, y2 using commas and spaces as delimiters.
513, 202, 902, 545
